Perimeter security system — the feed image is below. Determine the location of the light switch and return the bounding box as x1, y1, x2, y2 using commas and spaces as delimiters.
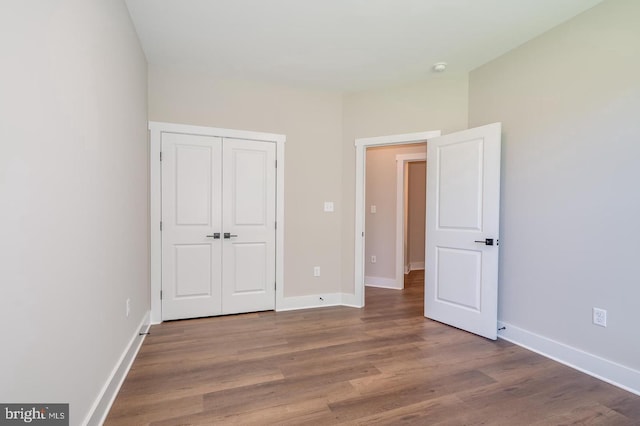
324, 201, 334, 212
370, 205, 377, 214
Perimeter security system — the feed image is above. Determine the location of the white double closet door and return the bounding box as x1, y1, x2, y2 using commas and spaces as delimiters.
161, 132, 276, 321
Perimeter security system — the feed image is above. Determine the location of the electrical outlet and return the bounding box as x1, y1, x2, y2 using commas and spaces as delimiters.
323, 202, 334, 212
126, 298, 131, 317
593, 307, 607, 327
313, 266, 321, 277
371, 255, 376, 263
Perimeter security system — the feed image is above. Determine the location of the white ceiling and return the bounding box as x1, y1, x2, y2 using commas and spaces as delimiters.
125, 0, 603, 92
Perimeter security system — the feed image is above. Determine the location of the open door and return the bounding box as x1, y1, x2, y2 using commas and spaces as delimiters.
425, 123, 501, 340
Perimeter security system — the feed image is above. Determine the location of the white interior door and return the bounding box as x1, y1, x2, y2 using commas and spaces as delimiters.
222, 139, 276, 314
425, 123, 501, 340
161, 133, 222, 321
161, 134, 276, 320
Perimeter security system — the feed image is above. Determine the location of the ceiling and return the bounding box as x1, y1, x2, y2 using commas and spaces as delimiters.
125, 0, 603, 92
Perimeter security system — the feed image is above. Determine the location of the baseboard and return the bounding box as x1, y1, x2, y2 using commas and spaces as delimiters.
365, 276, 402, 290
84, 311, 151, 426
276, 293, 343, 311
409, 261, 425, 271
498, 321, 640, 397
340, 292, 362, 308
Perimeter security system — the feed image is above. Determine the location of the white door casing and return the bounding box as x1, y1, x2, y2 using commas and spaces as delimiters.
222, 139, 276, 314
149, 122, 285, 324
425, 122, 501, 340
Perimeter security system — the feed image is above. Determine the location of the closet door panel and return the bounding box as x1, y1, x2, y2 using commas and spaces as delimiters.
161, 133, 222, 320
222, 139, 276, 314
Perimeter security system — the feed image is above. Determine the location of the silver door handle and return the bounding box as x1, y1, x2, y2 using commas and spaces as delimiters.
224, 233, 238, 239
206, 233, 220, 239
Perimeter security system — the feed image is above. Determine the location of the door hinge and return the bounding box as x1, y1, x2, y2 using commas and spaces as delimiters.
274, 281, 277, 290
160, 290, 163, 300
275, 221, 277, 230
160, 221, 163, 231
275, 160, 277, 168
160, 152, 163, 161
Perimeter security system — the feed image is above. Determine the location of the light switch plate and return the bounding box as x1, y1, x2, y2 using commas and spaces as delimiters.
371, 205, 377, 213
324, 201, 334, 212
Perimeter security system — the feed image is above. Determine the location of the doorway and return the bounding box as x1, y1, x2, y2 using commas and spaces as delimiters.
354, 123, 502, 340
363, 145, 426, 291
353, 130, 441, 307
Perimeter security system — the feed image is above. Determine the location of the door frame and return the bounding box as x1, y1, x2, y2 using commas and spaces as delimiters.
149, 121, 286, 324
353, 130, 441, 307
395, 152, 426, 289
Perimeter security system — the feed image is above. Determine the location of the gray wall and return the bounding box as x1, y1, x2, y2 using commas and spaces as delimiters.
0, 1, 149, 423
469, 0, 640, 370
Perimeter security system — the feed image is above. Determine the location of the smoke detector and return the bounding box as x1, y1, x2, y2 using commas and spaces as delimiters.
432, 62, 447, 72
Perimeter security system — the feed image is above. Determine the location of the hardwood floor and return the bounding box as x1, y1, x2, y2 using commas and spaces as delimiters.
106, 271, 640, 425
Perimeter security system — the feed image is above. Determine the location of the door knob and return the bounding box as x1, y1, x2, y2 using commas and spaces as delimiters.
474, 238, 494, 246
206, 233, 220, 239
224, 233, 238, 239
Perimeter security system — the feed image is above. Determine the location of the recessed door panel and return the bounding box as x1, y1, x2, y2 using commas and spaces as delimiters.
231, 149, 268, 226
437, 139, 483, 231
175, 145, 212, 225
230, 243, 267, 294
435, 247, 481, 311
174, 244, 212, 297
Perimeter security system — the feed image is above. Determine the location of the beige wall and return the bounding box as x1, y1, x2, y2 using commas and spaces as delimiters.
0, 1, 148, 423
149, 65, 344, 297
149, 68, 469, 298
469, 0, 640, 370
341, 74, 470, 293
365, 145, 426, 280
408, 161, 426, 267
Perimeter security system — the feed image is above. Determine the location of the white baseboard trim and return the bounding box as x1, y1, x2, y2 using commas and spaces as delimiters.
340, 292, 362, 308
409, 261, 425, 271
498, 321, 640, 397
276, 292, 343, 311
84, 311, 151, 426
276, 293, 367, 311
365, 276, 402, 290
